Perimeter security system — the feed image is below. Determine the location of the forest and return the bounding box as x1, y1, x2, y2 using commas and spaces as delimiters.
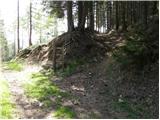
0, 0, 159, 119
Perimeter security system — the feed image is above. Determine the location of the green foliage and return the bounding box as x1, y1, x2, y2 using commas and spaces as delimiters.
3, 60, 23, 71
0, 80, 15, 119
113, 16, 158, 68
24, 71, 69, 107
53, 106, 76, 118
23, 70, 76, 118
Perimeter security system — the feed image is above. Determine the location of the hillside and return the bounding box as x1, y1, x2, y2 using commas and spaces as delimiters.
2, 27, 158, 118
0, 1, 158, 119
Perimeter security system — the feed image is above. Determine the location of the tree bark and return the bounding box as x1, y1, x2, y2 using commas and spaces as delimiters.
89, 1, 94, 32
107, 1, 111, 30
29, 1, 32, 46
79, 2, 88, 31
122, 2, 127, 31
152, 1, 158, 15
109, 2, 112, 29
95, 2, 98, 31
67, 1, 74, 32
144, 1, 148, 27
17, 0, 20, 53
115, 2, 119, 30
78, 1, 83, 28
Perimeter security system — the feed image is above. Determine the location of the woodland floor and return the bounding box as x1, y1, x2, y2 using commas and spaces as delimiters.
0, 31, 158, 119
1, 55, 158, 119
1, 58, 115, 119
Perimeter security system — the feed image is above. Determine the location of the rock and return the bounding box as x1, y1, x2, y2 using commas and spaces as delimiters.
93, 58, 98, 62
89, 72, 92, 75
39, 102, 43, 107
73, 100, 80, 105
57, 95, 62, 98
118, 98, 124, 103
91, 85, 94, 88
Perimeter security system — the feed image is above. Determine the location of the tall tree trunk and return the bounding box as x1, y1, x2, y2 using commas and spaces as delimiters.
79, 2, 88, 31
138, 2, 142, 23
39, 28, 42, 43
152, 1, 158, 15
14, 29, 16, 56
17, 0, 20, 53
122, 2, 127, 31
96, 2, 99, 31
67, 1, 74, 32
89, 1, 94, 32
21, 30, 23, 49
87, 14, 89, 27
115, 2, 119, 30
144, 1, 148, 27
29, 1, 32, 46
126, 2, 129, 25
107, 1, 111, 30
109, 2, 112, 29
133, 2, 137, 24
78, 1, 83, 28
130, 1, 133, 25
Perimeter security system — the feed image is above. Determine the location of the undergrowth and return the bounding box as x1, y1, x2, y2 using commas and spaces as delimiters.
3, 59, 24, 71
0, 80, 15, 119
53, 106, 76, 118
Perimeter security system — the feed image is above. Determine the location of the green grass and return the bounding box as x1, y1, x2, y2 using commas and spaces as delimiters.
0, 80, 15, 119
23, 70, 76, 118
3, 60, 23, 71
53, 106, 76, 118
24, 72, 62, 106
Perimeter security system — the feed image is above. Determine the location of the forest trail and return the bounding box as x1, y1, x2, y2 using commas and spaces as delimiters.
1, 65, 55, 119
1, 58, 120, 119
0, 31, 138, 119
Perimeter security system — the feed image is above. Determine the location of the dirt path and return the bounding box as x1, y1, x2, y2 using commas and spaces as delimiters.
2, 65, 52, 119
1, 60, 116, 119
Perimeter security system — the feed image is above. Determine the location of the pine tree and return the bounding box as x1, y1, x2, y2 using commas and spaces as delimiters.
17, 0, 20, 53
29, 0, 32, 46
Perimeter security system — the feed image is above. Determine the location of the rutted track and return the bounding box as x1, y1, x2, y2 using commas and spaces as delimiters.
1, 65, 51, 119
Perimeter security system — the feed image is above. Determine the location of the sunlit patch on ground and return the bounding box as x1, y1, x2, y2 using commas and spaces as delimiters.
0, 78, 15, 119
2, 60, 24, 71
23, 70, 76, 118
